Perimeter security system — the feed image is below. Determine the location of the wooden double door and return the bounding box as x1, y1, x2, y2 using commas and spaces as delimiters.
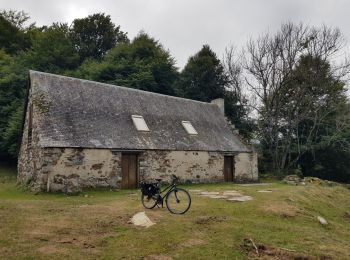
224, 156, 235, 182
121, 154, 138, 189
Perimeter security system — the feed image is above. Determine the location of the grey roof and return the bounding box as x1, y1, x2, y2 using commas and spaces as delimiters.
29, 70, 251, 152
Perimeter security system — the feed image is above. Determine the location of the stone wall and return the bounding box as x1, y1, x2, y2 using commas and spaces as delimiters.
234, 152, 259, 182
17, 91, 47, 192
139, 150, 225, 183
46, 148, 122, 193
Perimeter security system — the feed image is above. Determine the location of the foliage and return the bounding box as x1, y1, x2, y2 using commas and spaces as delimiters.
240, 22, 350, 181
0, 11, 31, 54
177, 45, 253, 139
175, 45, 227, 102
22, 23, 80, 73
77, 32, 178, 95
0, 51, 27, 159
70, 13, 128, 61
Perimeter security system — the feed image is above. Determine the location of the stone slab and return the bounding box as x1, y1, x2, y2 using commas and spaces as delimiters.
226, 196, 253, 202
130, 212, 155, 228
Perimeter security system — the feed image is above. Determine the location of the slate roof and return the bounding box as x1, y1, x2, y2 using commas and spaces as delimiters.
29, 70, 251, 152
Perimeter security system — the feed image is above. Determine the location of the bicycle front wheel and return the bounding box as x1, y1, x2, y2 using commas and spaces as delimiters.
165, 188, 191, 214
141, 194, 158, 209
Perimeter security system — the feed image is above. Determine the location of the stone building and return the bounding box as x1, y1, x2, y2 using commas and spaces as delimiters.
18, 71, 258, 193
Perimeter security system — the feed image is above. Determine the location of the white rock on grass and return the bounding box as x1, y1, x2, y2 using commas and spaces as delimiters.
317, 216, 328, 225
223, 191, 242, 196
130, 212, 155, 228
200, 192, 220, 196
257, 190, 273, 193
207, 195, 229, 199
227, 196, 253, 202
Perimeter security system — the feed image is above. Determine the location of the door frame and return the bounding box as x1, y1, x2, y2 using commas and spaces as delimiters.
121, 153, 139, 189
223, 155, 235, 182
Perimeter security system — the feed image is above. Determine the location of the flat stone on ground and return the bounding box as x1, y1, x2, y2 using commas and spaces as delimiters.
207, 195, 229, 199
200, 192, 220, 196
257, 190, 273, 193
227, 196, 253, 202
130, 212, 155, 228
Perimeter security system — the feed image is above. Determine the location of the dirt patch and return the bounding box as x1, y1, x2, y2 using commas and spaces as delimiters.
37, 245, 69, 255
144, 254, 173, 260
344, 212, 350, 222
181, 238, 205, 247
195, 216, 227, 225
262, 203, 300, 218
240, 238, 331, 259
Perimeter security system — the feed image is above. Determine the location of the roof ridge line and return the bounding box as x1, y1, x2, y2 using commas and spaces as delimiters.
29, 70, 218, 106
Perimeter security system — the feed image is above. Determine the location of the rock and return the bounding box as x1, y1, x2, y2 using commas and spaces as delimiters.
304, 177, 338, 186
130, 212, 155, 228
227, 196, 253, 202
200, 192, 220, 196
283, 175, 302, 185
207, 195, 229, 199
257, 190, 273, 193
317, 216, 328, 225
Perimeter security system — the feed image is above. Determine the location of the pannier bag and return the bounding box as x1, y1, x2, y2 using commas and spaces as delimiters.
141, 182, 159, 196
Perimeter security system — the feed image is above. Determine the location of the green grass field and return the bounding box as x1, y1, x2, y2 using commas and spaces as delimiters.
0, 166, 349, 259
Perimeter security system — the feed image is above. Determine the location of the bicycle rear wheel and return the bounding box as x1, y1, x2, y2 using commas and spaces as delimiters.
165, 188, 191, 214
141, 194, 158, 209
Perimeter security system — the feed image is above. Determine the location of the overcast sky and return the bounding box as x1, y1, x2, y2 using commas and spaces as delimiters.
1, 0, 350, 69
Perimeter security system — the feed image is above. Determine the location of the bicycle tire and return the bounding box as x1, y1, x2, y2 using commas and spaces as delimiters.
141, 193, 158, 209
165, 188, 191, 214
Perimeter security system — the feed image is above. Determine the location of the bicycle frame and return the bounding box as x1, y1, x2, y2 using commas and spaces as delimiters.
154, 180, 178, 206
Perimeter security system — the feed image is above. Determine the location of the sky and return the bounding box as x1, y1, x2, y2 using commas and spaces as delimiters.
1, 0, 350, 69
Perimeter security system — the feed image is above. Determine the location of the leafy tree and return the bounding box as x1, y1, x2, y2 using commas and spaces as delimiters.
76, 32, 178, 95
23, 23, 80, 73
0, 51, 27, 159
0, 11, 31, 54
175, 45, 228, 102
70, 13, 128, 61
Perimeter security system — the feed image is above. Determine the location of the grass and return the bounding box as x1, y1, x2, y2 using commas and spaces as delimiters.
0, 166, 350, 259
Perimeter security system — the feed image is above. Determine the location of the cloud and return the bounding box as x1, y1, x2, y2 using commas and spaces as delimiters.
1, 0, 350, 69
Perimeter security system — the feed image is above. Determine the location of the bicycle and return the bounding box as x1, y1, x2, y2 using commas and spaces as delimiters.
140, 174, 191, 214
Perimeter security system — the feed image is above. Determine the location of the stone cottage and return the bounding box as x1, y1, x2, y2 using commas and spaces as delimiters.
18, 71, 258, 193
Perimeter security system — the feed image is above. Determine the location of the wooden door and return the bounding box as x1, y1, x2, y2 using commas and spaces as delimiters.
121, 154, 138, 189
224, 156, 234, 182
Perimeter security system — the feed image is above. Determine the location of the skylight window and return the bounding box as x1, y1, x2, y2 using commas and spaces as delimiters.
182, 121, 198, 135
132, 115, 150, 132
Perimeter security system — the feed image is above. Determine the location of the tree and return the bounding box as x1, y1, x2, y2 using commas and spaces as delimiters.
0, 10, 32, 54
76, 32, 178, 95
175, 45, 228, 102
240, 22, 350, 174
0, 50, 27, 159
23, 23, 80, 73
70, 13, 128, 61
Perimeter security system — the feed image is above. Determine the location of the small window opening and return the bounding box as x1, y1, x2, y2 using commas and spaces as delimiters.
28, 104, 33, 143
182, 121, 198, 135
131, 115, 150, 132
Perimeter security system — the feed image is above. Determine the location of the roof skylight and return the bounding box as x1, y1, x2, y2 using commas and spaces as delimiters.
132, 115, 150, 132
182, 121, 198, 135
